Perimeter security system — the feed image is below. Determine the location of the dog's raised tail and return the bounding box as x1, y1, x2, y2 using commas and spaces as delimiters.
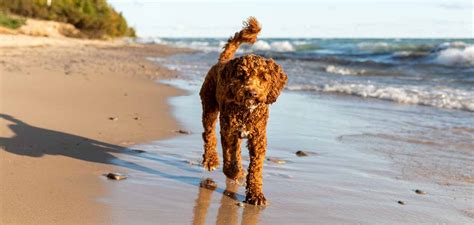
219, 17, 261, 63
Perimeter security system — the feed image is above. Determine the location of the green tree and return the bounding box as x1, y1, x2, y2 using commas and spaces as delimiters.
0, 0, 136, 38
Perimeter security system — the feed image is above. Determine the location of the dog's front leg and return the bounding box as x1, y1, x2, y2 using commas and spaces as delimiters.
245, 130, 267, 205
220, 129, 244, 181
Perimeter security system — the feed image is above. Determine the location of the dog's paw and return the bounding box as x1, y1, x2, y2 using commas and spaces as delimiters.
223, 164, 245, 181
244, 192, 267, 206
202, 153, 219, 171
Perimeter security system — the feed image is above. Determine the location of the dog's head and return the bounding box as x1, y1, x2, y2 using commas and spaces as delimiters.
223, 54, 287, 108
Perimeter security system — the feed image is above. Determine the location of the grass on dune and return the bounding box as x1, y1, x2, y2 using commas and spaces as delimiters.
0, 0, 135, 38
0, 11, 25, 29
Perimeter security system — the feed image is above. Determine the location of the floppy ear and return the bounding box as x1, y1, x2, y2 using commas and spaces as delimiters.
266, 60, 288, 104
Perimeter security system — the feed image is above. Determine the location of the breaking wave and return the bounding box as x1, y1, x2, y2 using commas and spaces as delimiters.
325, 65, 367, 76
357, 42, 434, 54
287, 83, 474, 112
434, 46, 474, 66
252, 40, 295, 52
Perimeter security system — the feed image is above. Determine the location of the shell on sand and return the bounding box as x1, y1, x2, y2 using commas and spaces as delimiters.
415, 189, 427, 195
105, 172, 127, 180
266, 157, 286, 164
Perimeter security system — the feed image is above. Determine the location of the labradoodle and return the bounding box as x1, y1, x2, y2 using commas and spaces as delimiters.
199, 17, 287, 205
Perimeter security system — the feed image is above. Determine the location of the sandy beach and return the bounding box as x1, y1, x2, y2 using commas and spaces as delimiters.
1, 33, 473, 225
0, 34, 190, 224
1, 0, 472, 223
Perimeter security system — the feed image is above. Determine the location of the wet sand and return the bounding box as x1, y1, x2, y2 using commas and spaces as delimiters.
101, 80, 473, 224
0, 35, 190, 224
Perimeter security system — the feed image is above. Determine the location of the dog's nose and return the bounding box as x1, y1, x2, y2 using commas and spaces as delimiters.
246, 91, 258, 98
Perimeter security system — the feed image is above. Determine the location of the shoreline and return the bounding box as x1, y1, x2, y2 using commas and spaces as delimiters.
104, 79, 473, 224
0, 34, 191, 224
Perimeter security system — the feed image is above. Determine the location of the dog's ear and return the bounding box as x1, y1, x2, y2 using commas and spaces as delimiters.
266, 60, 287, 104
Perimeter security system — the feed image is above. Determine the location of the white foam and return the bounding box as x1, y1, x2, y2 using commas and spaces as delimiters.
134, 37, 166, 45
251, 40, 295, 52
435, 46, 474, 66
287, 83, 474, 112
252, 40, 271, 51
291, 40, 311, 45
270, 41, 295, 52
357, 42, 391, 53
325, 65, 366, 76
438, 41, 467, 50
218, 41, 226, 48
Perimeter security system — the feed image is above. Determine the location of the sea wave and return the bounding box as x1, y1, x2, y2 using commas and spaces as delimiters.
434, 46, 474, 66
287, 83, 474, 112
134, 37, 167, 45
252, 40, 295, 52
391, 51, 430, 60
325, 65, 367, 76
437, 41, 468, 50
357, 42, 434, 54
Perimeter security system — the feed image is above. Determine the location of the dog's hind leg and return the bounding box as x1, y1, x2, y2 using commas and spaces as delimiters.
244, 130, 267, 205
201, 108, 219, 171
200, 68, 220, 171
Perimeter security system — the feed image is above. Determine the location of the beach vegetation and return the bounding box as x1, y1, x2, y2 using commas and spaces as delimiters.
0, 0, 136, 38
0, 11, 25, 29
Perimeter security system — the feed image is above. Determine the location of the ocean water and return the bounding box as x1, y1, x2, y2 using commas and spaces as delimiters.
141, 38, 474, 112
145, 37, 474, 188
104, 38, 474, 224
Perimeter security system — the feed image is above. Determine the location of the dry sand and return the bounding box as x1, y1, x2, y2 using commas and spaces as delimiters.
0, 34, 190, 224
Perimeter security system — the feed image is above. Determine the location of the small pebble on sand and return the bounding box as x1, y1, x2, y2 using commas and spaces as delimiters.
105, 173, 127, 180
267, 157, 286, 164
176, 130, 192, 135
398, 200, 406, 205
134, 117, 139, 120
109, 117, 118, 121
236, 202, 244, 207
131, 149, 146, 153
296, 150, 309, 157
415, 189, 427, 195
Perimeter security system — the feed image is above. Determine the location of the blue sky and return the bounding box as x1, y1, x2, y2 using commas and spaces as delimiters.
109, 0, 473, 38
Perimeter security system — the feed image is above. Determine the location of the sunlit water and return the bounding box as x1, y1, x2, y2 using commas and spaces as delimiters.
102, 39, 474, 224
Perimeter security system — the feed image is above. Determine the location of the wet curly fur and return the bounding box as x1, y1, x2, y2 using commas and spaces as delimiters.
199, 17, 287, 205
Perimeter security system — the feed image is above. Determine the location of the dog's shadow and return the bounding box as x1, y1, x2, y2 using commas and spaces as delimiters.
192, 178, 263, 225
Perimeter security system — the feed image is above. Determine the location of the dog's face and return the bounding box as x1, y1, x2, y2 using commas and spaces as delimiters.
224, 54, 287, 108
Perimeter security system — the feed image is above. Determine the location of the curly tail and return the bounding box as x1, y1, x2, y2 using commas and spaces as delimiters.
219, 17, 261, 63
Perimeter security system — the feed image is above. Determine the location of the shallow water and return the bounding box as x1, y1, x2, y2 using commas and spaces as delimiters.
101, 39, 473, 223
101, 78, 473, 224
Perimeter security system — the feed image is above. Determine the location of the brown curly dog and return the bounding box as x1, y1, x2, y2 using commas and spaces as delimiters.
199, 17, 287, 205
